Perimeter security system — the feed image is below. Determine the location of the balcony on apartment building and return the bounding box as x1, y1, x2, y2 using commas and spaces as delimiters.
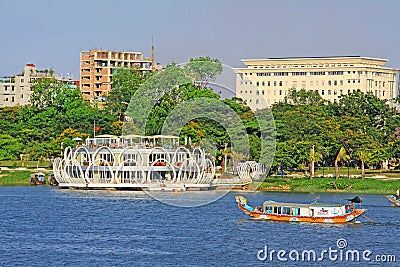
94, 76, 110, 83
95, 51, 109, 60
81, 78, 91, 84
81, 52, 91, 61
94, 68, 109, 75
81, 62, 91, 68
81, 70, 90, 76
94, 60, 108, 67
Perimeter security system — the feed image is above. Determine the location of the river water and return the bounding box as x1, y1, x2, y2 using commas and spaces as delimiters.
0, 187, 398, 266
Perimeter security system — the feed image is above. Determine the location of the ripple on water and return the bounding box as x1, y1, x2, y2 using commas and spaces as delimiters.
0, 188, 399, 266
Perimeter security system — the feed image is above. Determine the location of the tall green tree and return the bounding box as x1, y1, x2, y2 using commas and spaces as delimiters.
30, 78, 84, 112
285, 88, 326, 106
107, 67, 148, 120
0, 135, 23, 160
184, 56, 223, 89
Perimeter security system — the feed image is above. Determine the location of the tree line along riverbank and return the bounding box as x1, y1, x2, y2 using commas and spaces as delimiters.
1, 167, 399, 194
256, 176, 400, 194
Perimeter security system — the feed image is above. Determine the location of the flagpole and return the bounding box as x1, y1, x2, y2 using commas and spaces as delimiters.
94, 120, 96, 138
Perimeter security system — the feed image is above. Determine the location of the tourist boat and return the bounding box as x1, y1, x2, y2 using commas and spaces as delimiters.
235, 195, 366, 224
52, 134, 265, 191
385, 195, 400, 207
52, 134, 217, 191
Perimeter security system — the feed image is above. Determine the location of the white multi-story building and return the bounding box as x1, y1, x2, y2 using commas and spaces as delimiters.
234, 56, 399, 110
0, 64, 77, 108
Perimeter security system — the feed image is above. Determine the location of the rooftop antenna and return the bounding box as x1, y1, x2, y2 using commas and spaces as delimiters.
151, 36, 155, 72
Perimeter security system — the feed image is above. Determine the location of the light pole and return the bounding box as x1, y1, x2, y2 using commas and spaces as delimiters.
347, 160, 350, 179
322, 160, 325, 178
224, 143, 228, 175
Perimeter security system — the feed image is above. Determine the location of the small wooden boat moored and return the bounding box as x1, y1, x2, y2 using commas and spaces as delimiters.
235, 195, 366, 224
385, 195, 400, 207
30, 172, 46, 185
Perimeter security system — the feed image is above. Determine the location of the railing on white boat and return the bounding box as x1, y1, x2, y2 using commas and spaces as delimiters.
53, 135, 266, 189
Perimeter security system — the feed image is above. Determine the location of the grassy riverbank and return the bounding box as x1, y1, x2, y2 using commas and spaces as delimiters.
0, 170, 36, 186
0, 160, 52, 186
0, 160, 51, 169
256, 176, 400, 194
1, 163, 399, 194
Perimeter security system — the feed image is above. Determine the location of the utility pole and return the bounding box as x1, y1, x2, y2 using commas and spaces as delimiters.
310, 144, 315, 180
151, 36, 155, 72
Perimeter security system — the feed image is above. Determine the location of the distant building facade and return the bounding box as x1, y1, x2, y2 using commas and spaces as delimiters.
234, 56, 399, 110
0, 64, 77, 108
80, 49, 156, 100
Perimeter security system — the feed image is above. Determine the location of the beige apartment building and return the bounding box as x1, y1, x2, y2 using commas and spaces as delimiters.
80, 49, 154, 100
234, 56, 398, 110
0, 64, 77, 108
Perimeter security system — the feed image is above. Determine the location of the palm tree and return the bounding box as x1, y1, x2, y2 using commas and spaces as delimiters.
220, 147, 230, 176
231, 151, 246, 175
357, 150, 371, 180
335, 147, 350, 180
309, 145, 323, 180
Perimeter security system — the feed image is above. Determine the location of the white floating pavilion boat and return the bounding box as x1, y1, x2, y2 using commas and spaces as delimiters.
52, 135, 217, 191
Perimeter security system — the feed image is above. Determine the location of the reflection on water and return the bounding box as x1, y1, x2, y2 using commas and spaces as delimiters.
0, 187, 399, 266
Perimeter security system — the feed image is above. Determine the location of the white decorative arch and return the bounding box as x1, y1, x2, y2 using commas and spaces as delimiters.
192, 147, 205, 166
53, 158, 64, 183
172, 146, 191, 166
114, 159, 146, 184
68, 158, 86, 183
236, 161, 264, 181
237, 162, 251, 181
73, 146, 92, 166
250, 163, 264, 179
64, 147, 74, 166
53, 141, 218, 189
198, 158, 215, 184
85, 158, 114, 184
118, 146, 144, 166
92, 146, 116, 166
147, 158, 176, 184
176, 158, 201, 183
148, 147, 171, 166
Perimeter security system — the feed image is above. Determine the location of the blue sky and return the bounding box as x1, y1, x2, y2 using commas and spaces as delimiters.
1, 0, 399, 79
